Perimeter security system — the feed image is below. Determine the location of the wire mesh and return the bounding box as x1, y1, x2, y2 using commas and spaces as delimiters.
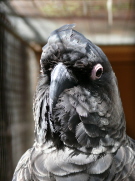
0, 13, 38, 181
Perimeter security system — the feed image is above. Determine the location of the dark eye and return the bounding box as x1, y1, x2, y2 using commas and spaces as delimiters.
91, 64, 103, 80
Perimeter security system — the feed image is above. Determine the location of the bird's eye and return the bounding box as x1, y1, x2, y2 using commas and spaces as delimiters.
91, 64, 103, 80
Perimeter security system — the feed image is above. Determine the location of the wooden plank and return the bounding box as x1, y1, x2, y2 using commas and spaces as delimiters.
100, 45, 135, 62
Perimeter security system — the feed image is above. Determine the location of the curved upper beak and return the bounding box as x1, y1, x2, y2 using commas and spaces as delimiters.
49, 62, 77, 113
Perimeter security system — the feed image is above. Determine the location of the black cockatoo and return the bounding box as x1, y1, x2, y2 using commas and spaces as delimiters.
12, 24, 135, 181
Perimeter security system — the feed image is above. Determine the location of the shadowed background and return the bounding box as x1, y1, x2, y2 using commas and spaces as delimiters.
0, 0, 135, 180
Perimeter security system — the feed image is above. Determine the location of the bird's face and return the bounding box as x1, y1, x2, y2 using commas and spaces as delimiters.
34, 25, 126, 154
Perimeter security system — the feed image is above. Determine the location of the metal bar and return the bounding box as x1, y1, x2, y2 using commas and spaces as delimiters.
0, 17, 41, 52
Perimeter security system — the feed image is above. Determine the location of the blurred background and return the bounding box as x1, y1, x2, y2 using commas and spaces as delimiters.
0, 0, 135, 180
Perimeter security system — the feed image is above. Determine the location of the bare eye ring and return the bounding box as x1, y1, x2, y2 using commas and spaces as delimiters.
91, 64, 103, 80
